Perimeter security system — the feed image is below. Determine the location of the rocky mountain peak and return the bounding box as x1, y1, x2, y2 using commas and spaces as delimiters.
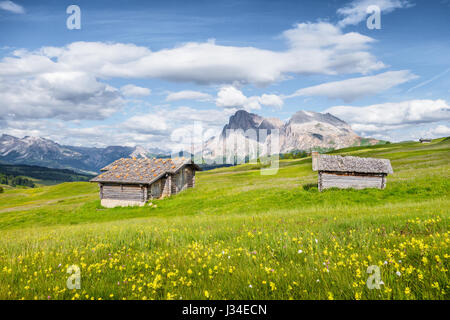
289, 110, 347, 127
0, 134, 20, 144
22, 136, 58, 146
1, 133, 18, 139
130, 145, 150, 158
258, 117, 283, 130
205, 109, 376, 158
223, 110, 263, 132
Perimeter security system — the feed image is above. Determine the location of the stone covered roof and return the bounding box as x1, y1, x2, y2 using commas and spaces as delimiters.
90, 157, 201, 184
318, 154, 393, 174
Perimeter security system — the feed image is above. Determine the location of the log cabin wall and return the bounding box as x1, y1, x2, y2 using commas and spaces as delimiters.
142, 185, 148, 202
172, 172, 178, 195
148, 180, 162, 199
318, 172, 323, 191
172, 167, 191, 195
186, 167, 195, 188
172, 171, 181, 195
101, 184, 144, 201
318, 171, 384, 191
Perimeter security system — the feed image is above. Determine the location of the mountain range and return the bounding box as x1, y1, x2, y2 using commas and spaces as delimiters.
203, 110, 379, 160
0, 110, 381, 173
0, 135, 168, 174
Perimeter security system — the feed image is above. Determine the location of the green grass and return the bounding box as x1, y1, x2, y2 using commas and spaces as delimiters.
0, 138, 448, 300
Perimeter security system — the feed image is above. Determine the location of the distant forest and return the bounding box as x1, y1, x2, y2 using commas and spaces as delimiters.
0, 174, 35, 187
0, 164, 94, 188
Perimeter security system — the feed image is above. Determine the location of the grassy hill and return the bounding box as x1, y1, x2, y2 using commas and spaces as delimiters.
0, 163, 94, 187
0, 138, 448, 300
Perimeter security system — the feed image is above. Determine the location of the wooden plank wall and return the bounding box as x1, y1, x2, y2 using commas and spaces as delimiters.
172, 168, 189, 195
186, 167, 195, 188
171, 172, 180, 195
149, 180, 161, 199
319, 172, 384, 191
102, 184, 143, 201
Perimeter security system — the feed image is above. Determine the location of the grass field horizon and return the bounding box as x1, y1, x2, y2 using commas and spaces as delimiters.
0, 138, 448, 300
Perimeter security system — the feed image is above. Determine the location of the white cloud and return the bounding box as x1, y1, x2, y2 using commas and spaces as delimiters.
122, 114, 168, 134
0, 23, 384, 86
288, 70, 417, 102
216, 86, 283, 111
1, 105, 233, 150
165, 90, 212, 102
162, 106, 231, 125
0, 22, 384, 123
0, 1, 25, 14
120, 105, 230, 138
0, 71, 124, 120
120, 84, 151, 97
326, 99, 450, 133
283, 21, 374, 50
427, 125, 450, 137
216, 86, 249, 108
259, 94, 284, 109
337, 0, 412, 27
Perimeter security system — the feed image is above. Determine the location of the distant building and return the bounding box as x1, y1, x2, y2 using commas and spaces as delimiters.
419, 138, 432, 143
316, 154, 393, 191
90, 157, 201, 208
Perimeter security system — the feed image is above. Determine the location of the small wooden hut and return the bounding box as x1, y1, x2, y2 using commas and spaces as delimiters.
316, 154, 393, 191
90, 157, 201, 208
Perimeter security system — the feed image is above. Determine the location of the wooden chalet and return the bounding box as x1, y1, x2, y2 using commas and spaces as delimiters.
313, 154, 393, 191
90, 157, 201, 208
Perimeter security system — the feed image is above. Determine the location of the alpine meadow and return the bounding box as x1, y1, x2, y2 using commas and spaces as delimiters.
0, 138, 448, 300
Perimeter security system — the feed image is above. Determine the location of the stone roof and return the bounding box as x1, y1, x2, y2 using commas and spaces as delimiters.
318, 154, 393, 174
90, 157, 201, 184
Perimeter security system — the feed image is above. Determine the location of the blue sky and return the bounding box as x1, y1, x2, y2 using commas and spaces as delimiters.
0, 0, 449, 149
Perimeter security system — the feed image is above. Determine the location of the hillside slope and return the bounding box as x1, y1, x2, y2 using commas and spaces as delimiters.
0, 138, 448, 300
0, 163, 93, 187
